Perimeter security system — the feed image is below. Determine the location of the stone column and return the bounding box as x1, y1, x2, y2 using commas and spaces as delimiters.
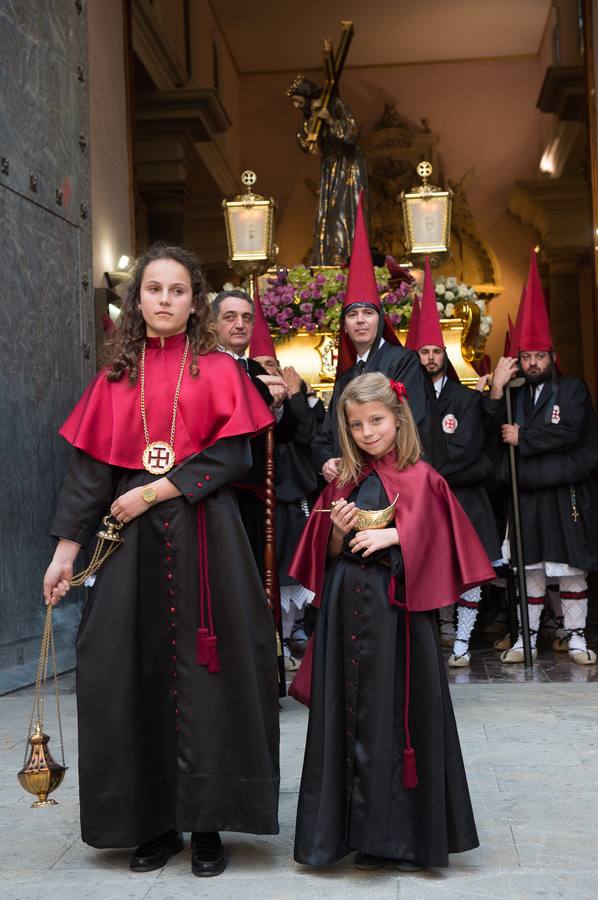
543, 250, 586, 378
134, 88, 230, 247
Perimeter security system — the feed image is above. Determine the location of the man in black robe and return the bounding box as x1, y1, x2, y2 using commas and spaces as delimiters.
211, 289, 296, 576
312, 197, 444, 481
405, 261, 499, 665
419, 342, 501, 666
486, 352, 598, 664
485, 253, 598, 665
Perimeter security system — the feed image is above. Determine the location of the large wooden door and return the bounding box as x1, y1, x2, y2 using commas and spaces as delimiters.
0, 0, 93, 691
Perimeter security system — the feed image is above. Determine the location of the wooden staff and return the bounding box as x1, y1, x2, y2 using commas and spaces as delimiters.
505, 379, 533, 667
248, 273, 286, 696
264, 423, 286, 697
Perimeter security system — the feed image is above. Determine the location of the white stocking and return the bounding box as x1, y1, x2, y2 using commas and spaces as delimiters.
559, 574, 589, 652
511, 567, 545, 650
453, 587, 480, 655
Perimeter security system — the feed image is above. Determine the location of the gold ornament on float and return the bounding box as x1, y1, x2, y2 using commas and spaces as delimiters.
17, 605, 67, 807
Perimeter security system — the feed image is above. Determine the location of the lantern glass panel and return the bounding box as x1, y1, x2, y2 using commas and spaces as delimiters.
230, 206, 267, 255
403, 191, 451, 255
225, 199, 274, 261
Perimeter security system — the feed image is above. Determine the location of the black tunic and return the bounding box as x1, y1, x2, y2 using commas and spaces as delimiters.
312, 341, 447, 472
51, 437, 280, 848
234, 357, 296, 578
436, 378, 501, 561
485, 375, 598, 570
294, 472, 478, 867
275, 391, 325, 585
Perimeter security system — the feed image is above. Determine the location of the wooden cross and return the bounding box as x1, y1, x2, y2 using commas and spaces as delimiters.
305, 20, 354, 153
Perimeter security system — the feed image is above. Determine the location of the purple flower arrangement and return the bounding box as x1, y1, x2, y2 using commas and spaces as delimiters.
259, 265, 415, 335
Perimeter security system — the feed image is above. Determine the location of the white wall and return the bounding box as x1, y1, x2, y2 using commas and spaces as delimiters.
89, 0, 133, 285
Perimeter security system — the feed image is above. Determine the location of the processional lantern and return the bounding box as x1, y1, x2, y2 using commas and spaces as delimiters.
222, 170, 278, 280
221, 171, 283, 691
400, 161, 453, 263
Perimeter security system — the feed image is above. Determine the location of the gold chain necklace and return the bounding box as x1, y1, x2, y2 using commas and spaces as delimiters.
140, 336, 189, 474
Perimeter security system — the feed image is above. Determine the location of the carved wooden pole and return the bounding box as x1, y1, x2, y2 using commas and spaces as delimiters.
263, 423, 276, 608
505, 380, 533, 668
248, 273, 286, 696
265, 418, 285, 697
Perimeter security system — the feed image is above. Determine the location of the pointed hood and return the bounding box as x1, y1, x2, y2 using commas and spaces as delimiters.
405, 296, 421, 350
513, 251, 554, 353
249, 284, 277, 359
414, 258, 444, 350
343, 191, 380, 312
336, 190, 401, 376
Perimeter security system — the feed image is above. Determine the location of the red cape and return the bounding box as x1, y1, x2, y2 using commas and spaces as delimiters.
60, 334, 275, 466
288, 455, 495, 705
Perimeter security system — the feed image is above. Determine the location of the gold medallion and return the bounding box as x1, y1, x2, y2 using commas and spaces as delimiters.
142, 441, 176, 475
139, 337, 189, 475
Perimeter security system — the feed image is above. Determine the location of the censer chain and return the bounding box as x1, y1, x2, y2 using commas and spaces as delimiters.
23, 605, 65, 768
68, 515, 125, 587
69, 538, 121, 587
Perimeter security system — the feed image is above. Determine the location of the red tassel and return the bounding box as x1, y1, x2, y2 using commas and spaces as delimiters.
402, 747, 419, 789
196, 627, 209, 666
207, 635, 221, 674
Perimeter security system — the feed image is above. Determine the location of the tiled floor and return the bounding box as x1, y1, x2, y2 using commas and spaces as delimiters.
445, 584, 598, 685
3, 665, 598, 899
446, 643, 598, 685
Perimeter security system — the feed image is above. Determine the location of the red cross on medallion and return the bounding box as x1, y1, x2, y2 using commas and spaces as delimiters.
149, 446, 170, 468
143, 441, 175, 474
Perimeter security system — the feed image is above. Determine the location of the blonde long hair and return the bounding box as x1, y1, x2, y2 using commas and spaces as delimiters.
336, 372, 422, 484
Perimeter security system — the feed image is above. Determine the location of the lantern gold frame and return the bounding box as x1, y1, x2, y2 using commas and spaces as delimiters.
400, 161, 453, 262
222, 170, 278, 279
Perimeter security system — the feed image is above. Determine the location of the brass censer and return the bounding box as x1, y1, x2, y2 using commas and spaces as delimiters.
18, 514, 124, 806
18, 604, 67, 806
315, 493, 400, 530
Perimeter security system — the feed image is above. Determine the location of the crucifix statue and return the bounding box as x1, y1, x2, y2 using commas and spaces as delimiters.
286, 21, 367, 266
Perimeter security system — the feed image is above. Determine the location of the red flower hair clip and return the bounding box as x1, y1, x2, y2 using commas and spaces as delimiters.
389, 380, 408, 404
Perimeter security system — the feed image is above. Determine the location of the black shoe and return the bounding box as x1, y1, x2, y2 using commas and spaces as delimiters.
353, 851, 386, 870
191, 831, 226, 877
129, 829, 183, 872
392, 859, 424, 872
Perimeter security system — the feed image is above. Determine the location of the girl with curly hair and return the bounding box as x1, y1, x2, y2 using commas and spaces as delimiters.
42, 243, 280, 878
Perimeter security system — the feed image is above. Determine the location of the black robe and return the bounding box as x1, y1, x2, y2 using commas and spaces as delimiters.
234, 356, 296, 578
275, 391, 325, 585
312, 341, 447, 472
436, 378, 501, 561
294, 472, 478, 867
485, 375, 598, 570
51, 437, 280, 848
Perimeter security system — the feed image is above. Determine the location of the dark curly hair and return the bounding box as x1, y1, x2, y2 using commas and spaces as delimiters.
103, 243, 216, 383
